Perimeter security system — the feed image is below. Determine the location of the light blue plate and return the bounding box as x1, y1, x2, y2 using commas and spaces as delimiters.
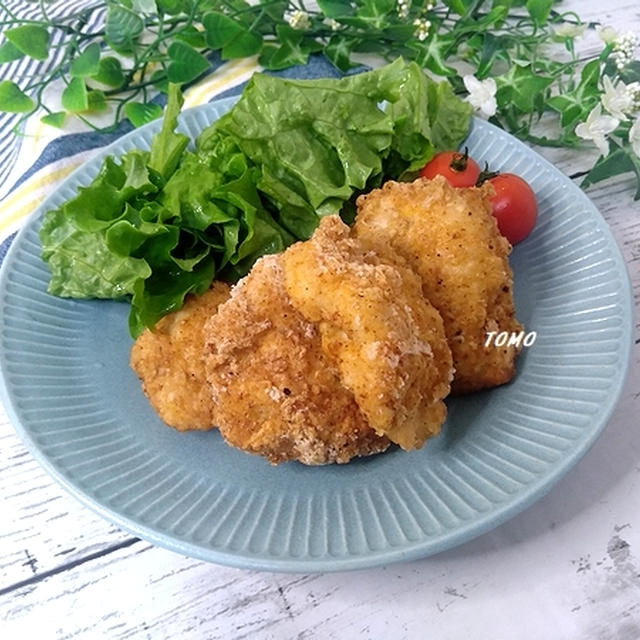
0, 97, 633, 572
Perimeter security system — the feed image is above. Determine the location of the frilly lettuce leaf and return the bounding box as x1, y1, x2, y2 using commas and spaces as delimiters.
40, 60, 471, 336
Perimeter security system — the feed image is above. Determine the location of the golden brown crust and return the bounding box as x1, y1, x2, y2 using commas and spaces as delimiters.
282, 216, 453, 450
203, 254, 390, 465
354, 176, 523, 394
130, 282, 231, 431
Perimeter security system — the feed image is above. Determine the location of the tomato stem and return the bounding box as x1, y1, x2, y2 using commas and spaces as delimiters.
450, 147, 470, 173
476, 162, 500, 186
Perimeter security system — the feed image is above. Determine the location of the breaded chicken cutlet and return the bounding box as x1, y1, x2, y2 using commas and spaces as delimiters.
130, 177, 523, 463
203, 252, 391, 465
282, 215, 453, 450
354, 176, 523, 394
130, 281, 230, 431
203, 216, 453, 463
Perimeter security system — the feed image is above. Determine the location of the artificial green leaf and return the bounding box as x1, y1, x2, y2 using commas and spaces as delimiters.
167, 41, 210, 84
316, 0, 353, 17
258, 42, 304, 70
0, 81, 34, 113
547, 96, 584, 128
324, 36, 358, 72
0, 40, 24, 63
496, 64, 553, 113
578, 58, 601, 90
354, 0, 395, 29
203, 11, 244, 49
582, 140, 640, 200
156, 0, 184, 14
218, 0, 252, 13
441, 0, 472, 15
480, 4, 508, 26
383, 23, 418, 43
174, 25, 207, 49
488, 0, 512, 25
125, 101, 163, 127
105, 3, 144, 54
202, 10, 262, 56
40, 111, 67, 128
350, 39, 396, 56
525, 0, 552, 25
619, 61, 640, 85
61, 77, 89, 112
132, 0, 157, 12
87, 90, 108, 113
5, 25, 49, 61
259, 26, 319, 70
197, 0, 223, 9
70, 43, 101, 78
91, 56, 125, 88
150, 69, 169, 93
222, 31, 262, 59
492, 0, 513, 10
547, 59, 599, 128
476, 32, 502, 77
407, 31, 457, 77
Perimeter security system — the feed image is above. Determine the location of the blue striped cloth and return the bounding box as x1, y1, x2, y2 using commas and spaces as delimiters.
0, 0, 106, 198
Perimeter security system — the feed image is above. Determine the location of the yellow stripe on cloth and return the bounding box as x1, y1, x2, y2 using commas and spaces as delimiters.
0, 160, 84, 241
183, 57, 261, 108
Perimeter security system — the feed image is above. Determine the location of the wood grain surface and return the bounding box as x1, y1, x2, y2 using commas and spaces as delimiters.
2, 2, 640, 638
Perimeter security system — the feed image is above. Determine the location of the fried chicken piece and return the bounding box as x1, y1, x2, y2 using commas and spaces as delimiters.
130, 281, 230, 431
282, 216, 453, 451
354, 176, 523, 394
203, 254, 390, 465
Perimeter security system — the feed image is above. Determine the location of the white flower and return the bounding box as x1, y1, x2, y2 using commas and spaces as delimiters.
397, 0, 410, 19
553, 23, 586, 39
601, 76, 636, 121
630, 118, 640, 158
612, 31, 638, 70
463, 75, 497, 117
284, 9, 310, 30
575, 104, 620, 156
627, 82, 640, 110
324, 17, 340, 30
596, 25, 618, 45
412, 18, 431, 41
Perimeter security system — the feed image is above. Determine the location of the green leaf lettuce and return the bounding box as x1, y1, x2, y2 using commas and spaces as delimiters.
40, 61, 472, 336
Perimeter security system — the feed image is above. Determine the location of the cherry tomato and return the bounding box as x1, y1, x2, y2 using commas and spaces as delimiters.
487, 173, 537, 245
419, 148, 480, 188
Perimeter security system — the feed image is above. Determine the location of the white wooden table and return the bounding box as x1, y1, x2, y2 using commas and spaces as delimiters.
2, 2, 640, 638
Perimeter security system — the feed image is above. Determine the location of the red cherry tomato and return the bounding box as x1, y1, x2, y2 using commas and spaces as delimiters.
420, 148, 480, 188
487, 173, 537, 245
